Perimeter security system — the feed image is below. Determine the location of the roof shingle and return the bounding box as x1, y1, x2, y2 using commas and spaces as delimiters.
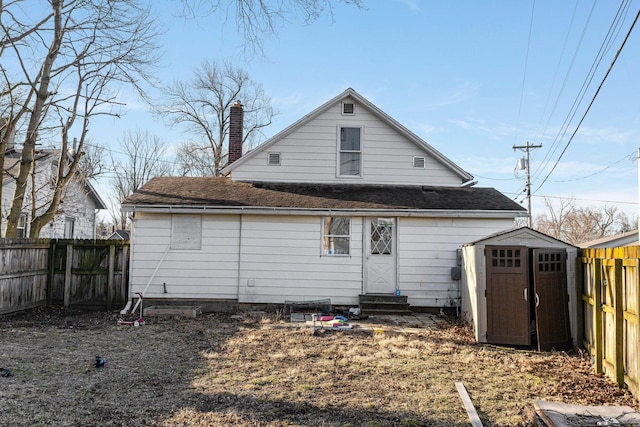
122, 177, 526, 212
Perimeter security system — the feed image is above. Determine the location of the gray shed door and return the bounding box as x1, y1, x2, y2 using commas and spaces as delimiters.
486, 246, 530, 346
533, 248, 572, 351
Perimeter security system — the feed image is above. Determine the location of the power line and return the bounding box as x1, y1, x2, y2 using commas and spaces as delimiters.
533, 1, 630, 183
533, 6, 640, 194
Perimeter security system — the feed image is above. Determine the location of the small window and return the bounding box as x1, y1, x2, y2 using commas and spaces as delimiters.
50, 162, 58, 189
64, 217, 75, 239
322, 217, 350, 255
342, 102, 355, 115
16, 213, 27, 238
267, 152, 281, 166
413, 156, 426, 169
338, 127, 362, 176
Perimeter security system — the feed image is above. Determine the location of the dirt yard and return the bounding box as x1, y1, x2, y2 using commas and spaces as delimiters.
0, 307, 635, 427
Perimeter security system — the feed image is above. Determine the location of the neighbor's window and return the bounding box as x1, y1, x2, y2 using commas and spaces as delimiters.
338, 127, 362, 176
64, 217, 75, 239
16, 213, 27, 238
171, 214, 202, 250
322, 217, 350, 255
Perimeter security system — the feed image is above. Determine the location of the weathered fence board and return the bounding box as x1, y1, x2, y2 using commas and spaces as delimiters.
0, 239, 50, 315
0, 239, 129, 314
580, 247, 640, 400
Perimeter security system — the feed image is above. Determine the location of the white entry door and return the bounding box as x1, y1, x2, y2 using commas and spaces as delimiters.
365, 218, 397, 294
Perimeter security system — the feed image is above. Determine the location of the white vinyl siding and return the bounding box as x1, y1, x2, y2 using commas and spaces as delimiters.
130, 213, 241, 299
238, 215, 363, 305
230, 99, 462, 186
396, 217, 515, 307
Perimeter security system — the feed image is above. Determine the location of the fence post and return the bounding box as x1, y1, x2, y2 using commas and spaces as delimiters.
47, 240, 56, 306
593, 257, 603, 375
107, 244, 115, 310
64, 242, 73, 309
614, 258, 624, 387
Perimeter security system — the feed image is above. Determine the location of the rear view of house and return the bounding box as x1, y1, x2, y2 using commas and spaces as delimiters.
122, 88, 526, 311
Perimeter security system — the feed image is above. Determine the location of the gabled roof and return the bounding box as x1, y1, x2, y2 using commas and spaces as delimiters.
122, 177, 526, 217
3, 149, 106, 210
220, 88, 474, 182
465, 226, 576, 248
579, 229, 639, 248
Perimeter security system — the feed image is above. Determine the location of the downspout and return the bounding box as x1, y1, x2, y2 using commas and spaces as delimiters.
236, 214, 243, 300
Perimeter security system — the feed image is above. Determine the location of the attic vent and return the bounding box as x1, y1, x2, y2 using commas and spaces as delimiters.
413, 156, 426, 169
267, 152, 281, 165
342, 102, 355, 115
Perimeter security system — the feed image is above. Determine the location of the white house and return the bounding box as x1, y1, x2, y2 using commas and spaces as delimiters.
122, 88, 527, 312
2, 148, 106, 239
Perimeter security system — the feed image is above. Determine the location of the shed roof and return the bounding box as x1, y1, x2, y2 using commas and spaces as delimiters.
122, 176, 526, 215
465, 226, 576, 248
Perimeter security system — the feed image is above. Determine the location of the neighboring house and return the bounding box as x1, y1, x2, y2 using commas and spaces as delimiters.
1, 148, 106, 239
108, 229, 130, 240
122, 88, 527, 311
579, 229, 639, 248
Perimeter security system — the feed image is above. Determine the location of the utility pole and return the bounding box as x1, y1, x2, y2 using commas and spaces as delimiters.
513, 141, 542, 227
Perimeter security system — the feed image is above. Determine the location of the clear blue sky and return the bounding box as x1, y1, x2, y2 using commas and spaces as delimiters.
94, 0, 640, 220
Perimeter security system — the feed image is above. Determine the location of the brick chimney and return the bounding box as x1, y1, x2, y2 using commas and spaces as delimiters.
228, 101, 243, 164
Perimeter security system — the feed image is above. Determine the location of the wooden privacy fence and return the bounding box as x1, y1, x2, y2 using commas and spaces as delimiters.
579, 246, 640, 399
0, 239, 129, 315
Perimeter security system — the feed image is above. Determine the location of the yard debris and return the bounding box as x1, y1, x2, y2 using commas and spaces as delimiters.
0, 367, 12, 377
534, 400, 640, 426
95, 356, 105, 368
455, 382, 483, 427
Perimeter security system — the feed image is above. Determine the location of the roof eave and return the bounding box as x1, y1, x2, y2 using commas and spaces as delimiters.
122, 204, 524, 218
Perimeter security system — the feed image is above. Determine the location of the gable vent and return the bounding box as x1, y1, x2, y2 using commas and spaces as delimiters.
413, 156, 426, 169
342, 102, 355, 115
268, 152, 281, 165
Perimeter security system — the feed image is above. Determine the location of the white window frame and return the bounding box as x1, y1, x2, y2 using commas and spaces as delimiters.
337, 126, 363, 178
16, 213, 27, 238
64, 217, 75, 239
321, 217, 351, 256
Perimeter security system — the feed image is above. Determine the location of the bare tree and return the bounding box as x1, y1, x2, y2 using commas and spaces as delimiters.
110, 129, 173, 228
179, 0, 364, 55
175, 141, 216, 177
533, 197, 637, 245
156, 60, 275, 176
0, 0, 160, 237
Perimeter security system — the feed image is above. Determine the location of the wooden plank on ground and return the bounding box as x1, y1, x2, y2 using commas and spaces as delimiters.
455, 382, 483, 427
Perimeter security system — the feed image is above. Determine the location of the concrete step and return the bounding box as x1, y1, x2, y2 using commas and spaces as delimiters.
359, 294, 411, 315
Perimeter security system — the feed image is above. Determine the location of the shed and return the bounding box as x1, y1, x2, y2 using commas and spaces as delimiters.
461, 227, 578, 350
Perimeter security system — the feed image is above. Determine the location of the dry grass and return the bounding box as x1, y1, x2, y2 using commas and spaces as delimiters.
0, 308, 635, 427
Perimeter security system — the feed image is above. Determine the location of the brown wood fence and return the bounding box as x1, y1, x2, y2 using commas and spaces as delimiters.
579, 246, 640, 399
0, 239, 129, 315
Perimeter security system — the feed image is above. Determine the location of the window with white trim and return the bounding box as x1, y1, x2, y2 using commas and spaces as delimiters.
64, 217, 75, 239
322, 217, 350, 255
16, 213, 27, 238
338, 127, 362, 176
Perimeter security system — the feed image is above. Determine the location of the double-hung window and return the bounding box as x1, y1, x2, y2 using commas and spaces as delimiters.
16, 214, 27, 238
338, 127, 362, 176
322, 217, 350, 255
